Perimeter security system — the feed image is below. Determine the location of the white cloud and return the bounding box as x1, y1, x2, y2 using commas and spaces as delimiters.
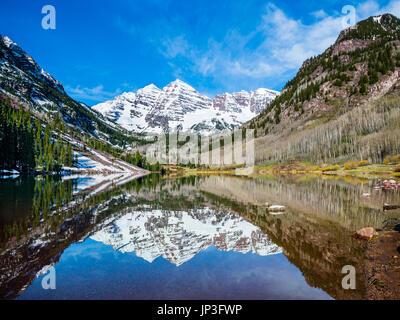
357, 0, 381, 18
258, 4, 343, 68
312, 10, 329, 19
160, 36, 190, 58
66, 85, 122, 103
158, 0, 400, 91
231, 61, 275, 78
385, 0, 400, 17
359, 0, 400, 18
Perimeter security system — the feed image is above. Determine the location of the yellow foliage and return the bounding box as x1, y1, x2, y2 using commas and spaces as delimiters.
358, 160, 369, 167
394, 165, 400, 173
392, 155, 400, 163
344, 161, 358, 170
321, 165, 340, 172
344, 176, 368, 184
383, 157, 391, 165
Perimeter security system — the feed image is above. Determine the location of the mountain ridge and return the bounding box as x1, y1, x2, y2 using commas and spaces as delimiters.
0, 34, 134, 147
93, 79, 279, 134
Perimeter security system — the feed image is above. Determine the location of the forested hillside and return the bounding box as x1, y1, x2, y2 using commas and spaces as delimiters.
0, 98, 74, 173
0, 35, 142, 149
0, 97, 161, 174
246, 14, 400, 164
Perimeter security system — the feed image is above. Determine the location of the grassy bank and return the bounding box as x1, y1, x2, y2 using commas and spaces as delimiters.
247, 162, 399, 179
176, 160, 400, 180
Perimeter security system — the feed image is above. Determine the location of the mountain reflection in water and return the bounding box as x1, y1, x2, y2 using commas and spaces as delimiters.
1, 173, 398, 300
91, 209, 281, 266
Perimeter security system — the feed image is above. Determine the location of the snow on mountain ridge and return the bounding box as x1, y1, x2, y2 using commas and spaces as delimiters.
93, 80, 280, 134
1, 35, 64, 93
2, 36, 16, 48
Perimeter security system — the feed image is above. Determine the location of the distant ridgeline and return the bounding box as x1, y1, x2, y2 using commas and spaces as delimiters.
246, 14, 400, 164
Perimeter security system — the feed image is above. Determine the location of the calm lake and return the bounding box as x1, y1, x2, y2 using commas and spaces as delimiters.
1, 173, 399, 300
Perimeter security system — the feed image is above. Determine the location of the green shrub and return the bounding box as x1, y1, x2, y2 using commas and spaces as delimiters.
333, 79, 343, 87
359, 74, 369, 85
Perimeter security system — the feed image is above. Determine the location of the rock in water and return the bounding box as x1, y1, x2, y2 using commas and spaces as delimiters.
354, 227, 378, 240
268, 205, 286, 212
269, 211, 285, 216
383, 204, 400, 211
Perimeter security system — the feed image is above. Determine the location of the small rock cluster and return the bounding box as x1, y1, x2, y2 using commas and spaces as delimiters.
373, 179, 400, 190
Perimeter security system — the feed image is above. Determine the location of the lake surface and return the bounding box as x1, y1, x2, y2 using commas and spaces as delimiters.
1, 173, 399, 300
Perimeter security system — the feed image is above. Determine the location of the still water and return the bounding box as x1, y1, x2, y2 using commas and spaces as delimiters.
1, 173, 399, 300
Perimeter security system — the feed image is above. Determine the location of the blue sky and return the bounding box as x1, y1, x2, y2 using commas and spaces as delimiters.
0, 0, 399, 105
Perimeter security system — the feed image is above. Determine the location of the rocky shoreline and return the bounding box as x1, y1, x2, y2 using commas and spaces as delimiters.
364, 219, 400, 300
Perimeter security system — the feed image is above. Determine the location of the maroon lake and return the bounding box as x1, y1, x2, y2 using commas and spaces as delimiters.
1, 174, 399, 300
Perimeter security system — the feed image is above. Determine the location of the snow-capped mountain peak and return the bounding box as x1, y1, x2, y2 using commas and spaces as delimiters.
93, 79, 280, 134
142, 83, 160, 91
168, 78, 193, 88
2, 35, 17, 48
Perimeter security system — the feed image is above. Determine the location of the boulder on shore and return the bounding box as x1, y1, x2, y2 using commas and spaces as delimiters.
354, 227, 378, 240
